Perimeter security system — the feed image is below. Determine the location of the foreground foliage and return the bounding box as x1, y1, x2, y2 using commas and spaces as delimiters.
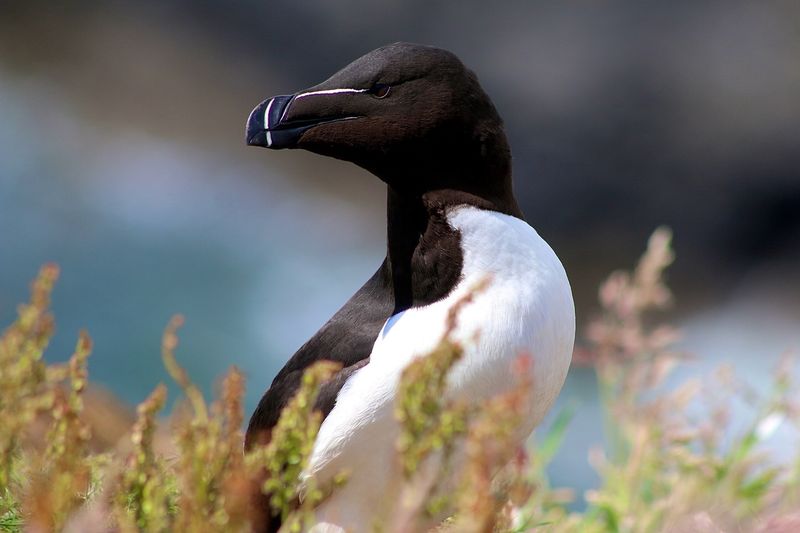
1, 230, 800, 532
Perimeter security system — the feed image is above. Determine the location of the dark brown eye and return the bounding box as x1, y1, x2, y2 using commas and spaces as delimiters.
370, 83, 391, 99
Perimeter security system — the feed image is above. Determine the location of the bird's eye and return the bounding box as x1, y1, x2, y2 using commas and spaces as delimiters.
369, 83, 391, 99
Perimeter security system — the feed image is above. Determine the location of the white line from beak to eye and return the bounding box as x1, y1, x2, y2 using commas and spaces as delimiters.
277, 89, 366, 133
263, 98, 275, 147
294, 88, 368, 100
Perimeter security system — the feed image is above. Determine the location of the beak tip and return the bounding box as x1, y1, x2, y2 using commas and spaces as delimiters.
246, 131, 266, 147
245, 98, 269, 147
246, 94, 297, 149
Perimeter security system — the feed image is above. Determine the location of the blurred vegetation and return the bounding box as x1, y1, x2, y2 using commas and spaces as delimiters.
2, 230, 800, 532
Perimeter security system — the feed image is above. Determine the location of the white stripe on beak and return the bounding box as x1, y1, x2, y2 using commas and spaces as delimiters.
263, 98, 275, 128
263, 98, 275, 147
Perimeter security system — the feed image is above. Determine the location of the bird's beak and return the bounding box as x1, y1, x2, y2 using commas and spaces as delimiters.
245, 90, 363, 149
245, 94, 296, 149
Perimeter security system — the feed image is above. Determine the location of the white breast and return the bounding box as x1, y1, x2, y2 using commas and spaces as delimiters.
306, 206, 575, 532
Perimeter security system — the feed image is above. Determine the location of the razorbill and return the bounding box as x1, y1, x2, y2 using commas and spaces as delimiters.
245, 42, 575, 532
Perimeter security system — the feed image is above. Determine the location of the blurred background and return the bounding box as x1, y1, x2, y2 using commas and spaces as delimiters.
1, 0, 799, 501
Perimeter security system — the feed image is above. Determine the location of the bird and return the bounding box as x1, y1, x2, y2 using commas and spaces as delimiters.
244, 42, 575, 532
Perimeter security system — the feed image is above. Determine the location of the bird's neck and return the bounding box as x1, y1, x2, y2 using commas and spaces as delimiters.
384, 181, 521, 314
385, 188, 428, 313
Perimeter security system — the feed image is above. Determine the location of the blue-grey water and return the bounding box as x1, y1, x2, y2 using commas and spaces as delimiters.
0, 72, 380, 412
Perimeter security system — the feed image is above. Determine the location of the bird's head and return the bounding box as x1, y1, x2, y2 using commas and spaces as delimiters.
246, 42, 511, 198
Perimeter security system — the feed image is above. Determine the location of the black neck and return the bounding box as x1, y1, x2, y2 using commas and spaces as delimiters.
385, 187, 427, 313
378, 114, 522, 313
383, 176, 522, 315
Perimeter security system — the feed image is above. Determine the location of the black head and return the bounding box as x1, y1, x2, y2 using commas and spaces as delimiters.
246, 42, 515, 209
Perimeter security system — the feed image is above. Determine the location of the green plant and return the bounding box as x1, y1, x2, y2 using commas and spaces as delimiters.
1, 230, 799, 532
